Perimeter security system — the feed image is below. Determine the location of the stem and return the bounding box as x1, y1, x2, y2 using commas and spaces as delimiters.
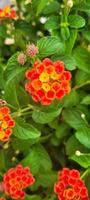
12, 104, 34, 118
73, 80, 90, 91
81, 168, 90, 179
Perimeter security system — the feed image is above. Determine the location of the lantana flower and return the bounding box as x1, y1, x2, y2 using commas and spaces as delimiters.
54, 168, 89, 200
0, 6, 16, 20
25, 58, 72, 105
3, 165, 35, 199
0, 198, 6, 200
0, 106, 15, 141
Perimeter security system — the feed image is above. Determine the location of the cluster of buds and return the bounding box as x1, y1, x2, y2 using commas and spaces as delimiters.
0, 6, 16, 20
25, 58, 71, 105
0, 106, 15, 141
17, 44, 38, 65
54, 168, 89, 200
3, 165, 35, 199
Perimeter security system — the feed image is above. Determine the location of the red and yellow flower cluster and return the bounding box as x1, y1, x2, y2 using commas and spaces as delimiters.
3, 165, 35, 199
25, 58, 72, 105
0, 6, 16, 20
0, 106, 15, 141
54, 168, 89, 200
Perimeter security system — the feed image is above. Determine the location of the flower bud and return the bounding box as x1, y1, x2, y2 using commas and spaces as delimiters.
26, 44, 39, 57
17, 53, 26, 65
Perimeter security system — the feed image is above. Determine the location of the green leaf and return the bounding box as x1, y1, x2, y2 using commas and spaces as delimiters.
76, 2, 90, 13
37, 36, 64, 59
65, 29, 77, 54
45, 16, 59, 30
73, 47, 90, 73
13, 118, 41, 140
61, 27, 70, 41
36, 0, 48, 15
71, 154, 90, 168
21, 144, 52, 174
37, 171, 57, 187
81, 95, 90, 105
75, 70, 90, 85
0, 150, 6, 170
75, 127, 90, 149
68, 15, 85, 28
43, 1, 60, 14
52, 55, 76, 70
66, 135, 88, 156
55, 122, 70, 139
32, 108, 62, 124
62, 91, 80, 107
63, 108, 85, 129
4, 80, 20, 109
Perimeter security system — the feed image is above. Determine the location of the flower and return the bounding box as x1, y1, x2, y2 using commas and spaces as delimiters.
3, 164, 35, 199
0, 106, 15, 141
0, 198, 6, 200
26, 44, 39, 57
17, 53, 26, 65
0, 6, 16, 20
54, 168, 89, 200
25, 58, 72, 105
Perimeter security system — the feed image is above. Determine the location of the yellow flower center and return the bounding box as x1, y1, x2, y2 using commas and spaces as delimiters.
50, 71, 59, 80
39, 72, 49, 82
3, 6, 11, 14
42, 83, 50, 92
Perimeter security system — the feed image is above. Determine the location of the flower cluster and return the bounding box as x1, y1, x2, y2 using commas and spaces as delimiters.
0, 198, 6, 200
25, 58, 71, 105
0, 106, 15, 141
0, 6, 16, 20
3, 165, 35, 199
54, 168, 89, 200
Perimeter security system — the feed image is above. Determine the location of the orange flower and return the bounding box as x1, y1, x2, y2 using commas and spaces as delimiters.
0, 6, 16, 20
0, 198, 6, 200
25, 58, 72, 105
0, 106, 15, 141
54, 168, 89, 200
3, 165, 35, 199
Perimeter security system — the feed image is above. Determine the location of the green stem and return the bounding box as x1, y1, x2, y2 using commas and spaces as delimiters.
73, 80, 90, 91
12, 104, 34, 118
81, 168, 90, 179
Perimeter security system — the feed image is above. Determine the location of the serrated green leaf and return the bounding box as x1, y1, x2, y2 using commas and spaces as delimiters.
13, 118, 41, 140
63, 108, 85, 129
32, 108, 62, 124
37, 171, 57, 187
37, 36, 64, 58
45, 16, 59, 30
26, 195, 42, 200
73, 47, 90, 73
21, 144, 52, 174
68, 15, 85, 28
75, 127, 90, 149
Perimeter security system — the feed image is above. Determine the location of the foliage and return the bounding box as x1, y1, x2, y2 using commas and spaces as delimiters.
0, 0, 90, 199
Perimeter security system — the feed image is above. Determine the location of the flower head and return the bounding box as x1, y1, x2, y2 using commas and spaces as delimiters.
54, 168, 89, 200
3, 164, 35, 199
0, 106, 15, 141
25, 58, 72, 105
0, 6, 17, 20
17, 53, 26, 65
26, 44, 39, 57
0, 198, 6, 200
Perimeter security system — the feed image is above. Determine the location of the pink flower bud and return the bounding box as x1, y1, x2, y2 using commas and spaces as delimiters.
26, 44, 39, 57
17, 53, 26, 65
